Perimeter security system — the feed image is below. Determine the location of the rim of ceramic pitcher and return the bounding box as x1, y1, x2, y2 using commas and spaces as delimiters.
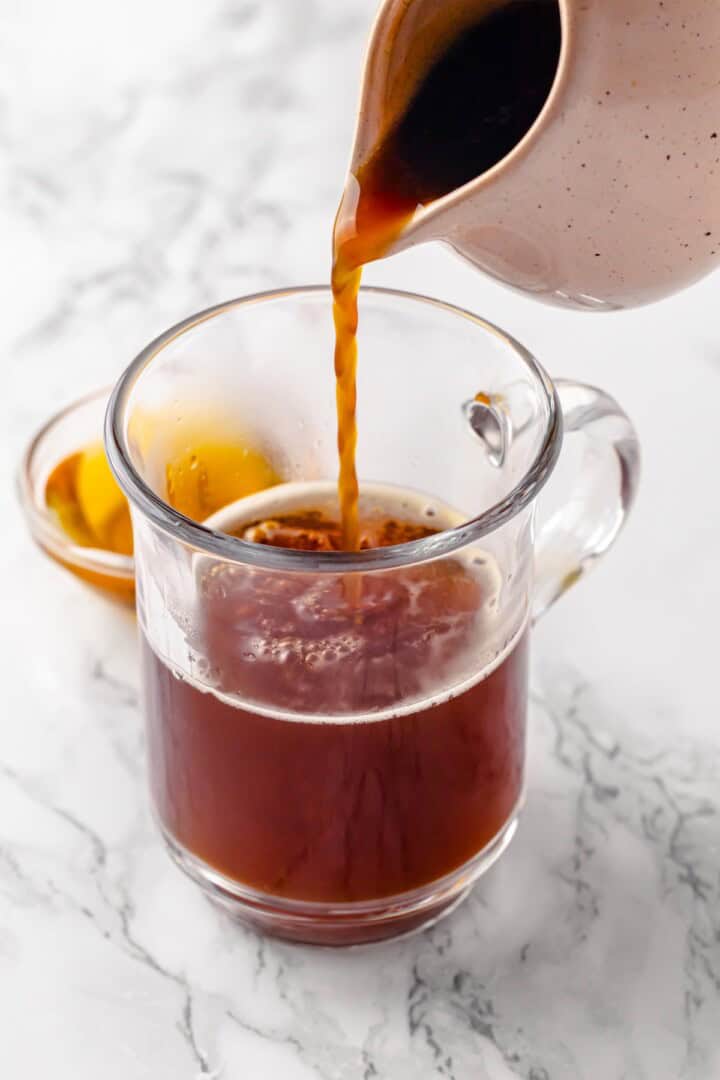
105, 285, 563, 572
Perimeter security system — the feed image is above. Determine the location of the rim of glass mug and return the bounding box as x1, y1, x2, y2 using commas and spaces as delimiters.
105, 285, 563, 573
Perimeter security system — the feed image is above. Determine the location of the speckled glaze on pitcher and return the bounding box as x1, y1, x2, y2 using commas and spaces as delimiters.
350, 0, 720, 310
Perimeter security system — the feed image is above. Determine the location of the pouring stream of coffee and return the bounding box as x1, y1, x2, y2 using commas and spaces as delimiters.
331, 0, 562, 550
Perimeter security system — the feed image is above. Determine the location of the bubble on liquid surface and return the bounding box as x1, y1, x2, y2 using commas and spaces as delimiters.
192, 489, 515, 714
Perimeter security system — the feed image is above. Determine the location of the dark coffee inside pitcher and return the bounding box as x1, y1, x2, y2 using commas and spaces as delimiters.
364, 0, 562, 212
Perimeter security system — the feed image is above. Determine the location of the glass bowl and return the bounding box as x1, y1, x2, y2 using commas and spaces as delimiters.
17, 387, 135, 602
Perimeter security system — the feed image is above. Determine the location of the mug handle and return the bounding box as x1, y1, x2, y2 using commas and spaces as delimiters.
532, 379, 641, 622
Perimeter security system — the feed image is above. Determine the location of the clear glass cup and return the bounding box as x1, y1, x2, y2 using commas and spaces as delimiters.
106, 286, 639, 945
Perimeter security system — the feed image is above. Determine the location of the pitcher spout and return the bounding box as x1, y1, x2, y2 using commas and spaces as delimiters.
346, 0, 720, 310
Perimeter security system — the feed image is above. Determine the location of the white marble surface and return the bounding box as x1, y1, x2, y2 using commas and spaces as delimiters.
3, 1, 720, 1076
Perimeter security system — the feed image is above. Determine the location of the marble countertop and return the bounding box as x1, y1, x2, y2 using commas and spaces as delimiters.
3, 1, 720, 1076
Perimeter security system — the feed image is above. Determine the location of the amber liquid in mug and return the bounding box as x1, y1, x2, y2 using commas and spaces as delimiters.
143, 504, 528, 904
332, 0, 561, 547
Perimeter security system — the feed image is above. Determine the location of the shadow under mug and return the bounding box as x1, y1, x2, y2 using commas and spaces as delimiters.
105, 286, 639, 945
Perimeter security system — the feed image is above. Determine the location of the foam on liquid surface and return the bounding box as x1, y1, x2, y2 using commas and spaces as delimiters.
148, 483, 525, 723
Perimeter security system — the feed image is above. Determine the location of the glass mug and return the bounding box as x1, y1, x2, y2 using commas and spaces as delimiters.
106, 287, 639, 945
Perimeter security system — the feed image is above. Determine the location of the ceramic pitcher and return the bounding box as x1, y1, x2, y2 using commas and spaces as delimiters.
348, 0, 720, 310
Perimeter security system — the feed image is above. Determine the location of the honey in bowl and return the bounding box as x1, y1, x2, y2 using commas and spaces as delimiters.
40, 422, 280, 597
164, 440, 279, 524
46, 444, 133, 556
